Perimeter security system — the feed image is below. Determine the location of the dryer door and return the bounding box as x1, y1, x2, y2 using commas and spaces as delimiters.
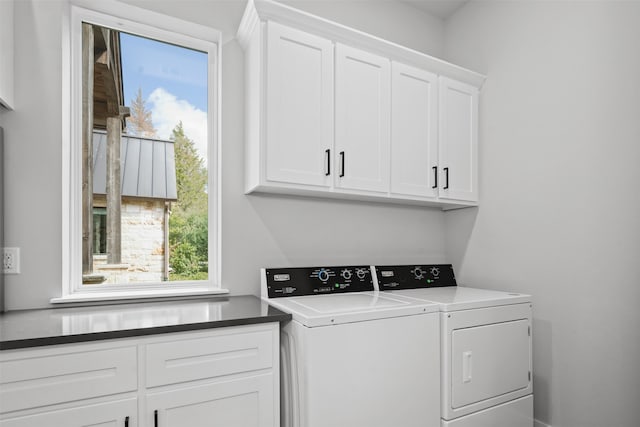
442, 303, 533, 420
451, 319, 529, 408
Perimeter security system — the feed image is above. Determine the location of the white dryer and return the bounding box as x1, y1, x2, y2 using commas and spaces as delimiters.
374, 264, 533, 427
262, 265, 441, 427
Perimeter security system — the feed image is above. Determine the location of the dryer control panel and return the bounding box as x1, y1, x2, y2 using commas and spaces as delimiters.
375, 264, 457, 290
264, 266, 374, 298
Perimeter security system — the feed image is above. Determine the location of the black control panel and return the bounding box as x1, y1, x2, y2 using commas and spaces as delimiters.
264, 266, 374, 298
375, 264, 457, 290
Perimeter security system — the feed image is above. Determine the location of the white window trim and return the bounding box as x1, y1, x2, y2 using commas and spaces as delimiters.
55, 0, 225, 303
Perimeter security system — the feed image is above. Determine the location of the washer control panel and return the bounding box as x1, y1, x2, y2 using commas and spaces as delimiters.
264, 266, 374, 298
375, 264, 456, 290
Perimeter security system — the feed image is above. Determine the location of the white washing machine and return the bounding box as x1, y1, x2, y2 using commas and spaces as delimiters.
373, 264, 534, 427
262, 265, 441, 427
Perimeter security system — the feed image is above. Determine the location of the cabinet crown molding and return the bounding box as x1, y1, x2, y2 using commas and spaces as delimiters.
236, 0, 486, 88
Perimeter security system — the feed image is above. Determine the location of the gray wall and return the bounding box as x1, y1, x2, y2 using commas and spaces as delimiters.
0, 1, 65, 310
0, 0, 447, 310
443, 2, 640, 427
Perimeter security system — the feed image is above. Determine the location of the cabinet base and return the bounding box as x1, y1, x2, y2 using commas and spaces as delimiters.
246, 185, 478, 210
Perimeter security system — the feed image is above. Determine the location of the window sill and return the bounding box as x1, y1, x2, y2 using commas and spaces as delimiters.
50, 287, 230, 304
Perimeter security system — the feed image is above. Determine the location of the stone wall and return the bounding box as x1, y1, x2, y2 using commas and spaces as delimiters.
93, 198, 167, 283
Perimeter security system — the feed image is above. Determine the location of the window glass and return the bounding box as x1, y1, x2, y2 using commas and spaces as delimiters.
92, 207, 107, 255
81, 23, 210, 286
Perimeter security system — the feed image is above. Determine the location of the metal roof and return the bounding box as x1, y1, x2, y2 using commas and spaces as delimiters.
92, 131, 178, 201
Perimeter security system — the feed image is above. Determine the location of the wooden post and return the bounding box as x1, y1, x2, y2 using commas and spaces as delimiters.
106, 115, 122, 264
82, 23, 94, 274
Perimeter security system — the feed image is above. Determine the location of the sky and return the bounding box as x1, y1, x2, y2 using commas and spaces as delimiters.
120, 32, 208, 162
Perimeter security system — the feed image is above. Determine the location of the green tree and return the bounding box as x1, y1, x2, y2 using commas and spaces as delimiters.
168, 122, 208, 280
126, 87, 156, 137
169, 212, 208, 279
171, 122, 207, 214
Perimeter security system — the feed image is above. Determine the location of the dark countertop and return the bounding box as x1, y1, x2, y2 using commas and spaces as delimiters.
0, 295, 291, 350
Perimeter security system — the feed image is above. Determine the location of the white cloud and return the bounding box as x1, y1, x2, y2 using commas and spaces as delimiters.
147, 88, 208, 164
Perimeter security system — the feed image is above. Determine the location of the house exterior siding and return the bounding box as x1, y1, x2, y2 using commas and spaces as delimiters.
93, 198, 167, 283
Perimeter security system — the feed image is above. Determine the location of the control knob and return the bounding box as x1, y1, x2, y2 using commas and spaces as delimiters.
318, 269, 330, 282
430, 267, 440, 277
341, 269, 352, 280
413, 266, 425, 280
356, 268, 368, 280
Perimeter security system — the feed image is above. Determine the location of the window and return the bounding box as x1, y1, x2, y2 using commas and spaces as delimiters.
92, 207, 107, 255
58, 2, 223, 302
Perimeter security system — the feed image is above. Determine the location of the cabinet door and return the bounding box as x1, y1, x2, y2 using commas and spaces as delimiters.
391, 62, 438, 198
265, 22, 334, 187
145, 374, 275, 427
335, 44, 390, 193
0, 398, 137, 427
439, 77, 479, 202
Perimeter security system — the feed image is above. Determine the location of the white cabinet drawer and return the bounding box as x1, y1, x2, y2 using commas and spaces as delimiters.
145, 328, 274, 388
0, 346, 137, 414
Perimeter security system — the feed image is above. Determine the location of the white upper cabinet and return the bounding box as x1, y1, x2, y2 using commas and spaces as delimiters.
265, 22, 334, 188
335, 44, 390, 193
391, 65, 479, 204
0, 0, 14, 110
439, 77, 479, 203
390, 62, 439, 199
238, 0, 484, 209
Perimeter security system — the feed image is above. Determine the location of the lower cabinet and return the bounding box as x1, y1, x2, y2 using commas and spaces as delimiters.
0, 399, 136, 427
146, 374, 274, 427
0, 323, 279, 427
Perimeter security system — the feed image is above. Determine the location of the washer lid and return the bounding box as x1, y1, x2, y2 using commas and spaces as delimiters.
267, 292, 439, 327
385, 286, 532, 312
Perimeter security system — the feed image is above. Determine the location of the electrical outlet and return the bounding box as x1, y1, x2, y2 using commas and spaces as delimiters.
3, 247, 20, 274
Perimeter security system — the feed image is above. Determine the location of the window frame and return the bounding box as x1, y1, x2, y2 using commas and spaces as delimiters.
56, 1, 224, 303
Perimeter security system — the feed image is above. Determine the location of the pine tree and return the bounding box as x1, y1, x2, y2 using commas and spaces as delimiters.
171, 122, 207, 214
169, 122, 208, 279
126, 87, 156, 137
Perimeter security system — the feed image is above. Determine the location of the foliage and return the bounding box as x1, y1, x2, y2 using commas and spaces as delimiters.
126, 87, 157, 137
169, 211, 208, 278
171, 122, 208, 214
168, 122, 208, 280
170, 271, 209, 282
